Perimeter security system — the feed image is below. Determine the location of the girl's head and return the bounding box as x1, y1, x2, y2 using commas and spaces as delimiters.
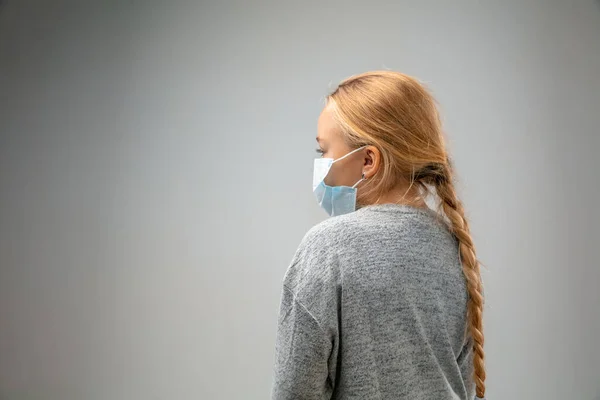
319, 70, 486, 397
318, 70, 447, 207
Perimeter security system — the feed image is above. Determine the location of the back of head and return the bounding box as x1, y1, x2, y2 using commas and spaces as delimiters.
328, 70, 486, 398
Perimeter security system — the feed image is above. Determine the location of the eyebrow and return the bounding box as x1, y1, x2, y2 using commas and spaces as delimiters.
316, 137, 322, 142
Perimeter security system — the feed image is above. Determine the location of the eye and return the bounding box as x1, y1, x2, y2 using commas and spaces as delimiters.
315, 148, 325, 156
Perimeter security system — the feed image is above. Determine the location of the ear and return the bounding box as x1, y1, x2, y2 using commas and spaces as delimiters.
362, 145, 381, 179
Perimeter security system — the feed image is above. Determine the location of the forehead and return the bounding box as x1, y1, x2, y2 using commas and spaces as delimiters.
317, 105, 343, 141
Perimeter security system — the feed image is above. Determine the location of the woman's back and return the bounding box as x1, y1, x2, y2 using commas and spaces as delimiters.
272, 204, 475, 400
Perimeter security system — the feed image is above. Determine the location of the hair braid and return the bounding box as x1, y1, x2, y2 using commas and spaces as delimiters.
435, 161, 486, 398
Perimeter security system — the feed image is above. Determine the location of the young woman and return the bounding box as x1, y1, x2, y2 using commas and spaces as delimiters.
272, 71, 486, 400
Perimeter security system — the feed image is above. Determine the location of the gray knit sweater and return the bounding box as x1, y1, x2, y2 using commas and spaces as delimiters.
272, 204, 481, 400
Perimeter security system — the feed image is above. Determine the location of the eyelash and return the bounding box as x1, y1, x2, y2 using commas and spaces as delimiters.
315, 148, 325, 155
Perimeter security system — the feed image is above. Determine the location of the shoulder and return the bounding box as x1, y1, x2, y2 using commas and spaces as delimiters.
283, 213, 360, 297
299, 212, 362, 251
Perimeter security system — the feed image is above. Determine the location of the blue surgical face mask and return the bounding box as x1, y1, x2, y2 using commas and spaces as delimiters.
312, 146, 366, 217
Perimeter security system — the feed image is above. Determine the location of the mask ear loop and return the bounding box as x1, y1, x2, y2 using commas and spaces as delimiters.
352, 172, 366, 189
332, 146, 367, 165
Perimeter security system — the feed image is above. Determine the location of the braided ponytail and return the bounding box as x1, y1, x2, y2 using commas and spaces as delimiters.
430, 161, 486, 398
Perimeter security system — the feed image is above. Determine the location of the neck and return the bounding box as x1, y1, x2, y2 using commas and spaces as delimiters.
368, 184, 428, 209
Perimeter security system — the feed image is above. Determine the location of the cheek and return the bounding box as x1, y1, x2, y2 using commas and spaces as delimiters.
324, 161, 362, 187
323, 164, 342, 186
323, 171, 336, 186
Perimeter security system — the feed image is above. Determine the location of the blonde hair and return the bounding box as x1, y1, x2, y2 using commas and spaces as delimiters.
327, 70, 486, 398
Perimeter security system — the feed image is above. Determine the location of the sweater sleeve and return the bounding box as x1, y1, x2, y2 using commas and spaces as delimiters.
271, 286, 333, 400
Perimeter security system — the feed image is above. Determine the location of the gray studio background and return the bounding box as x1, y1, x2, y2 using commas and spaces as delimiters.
1, 1, 599, 399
